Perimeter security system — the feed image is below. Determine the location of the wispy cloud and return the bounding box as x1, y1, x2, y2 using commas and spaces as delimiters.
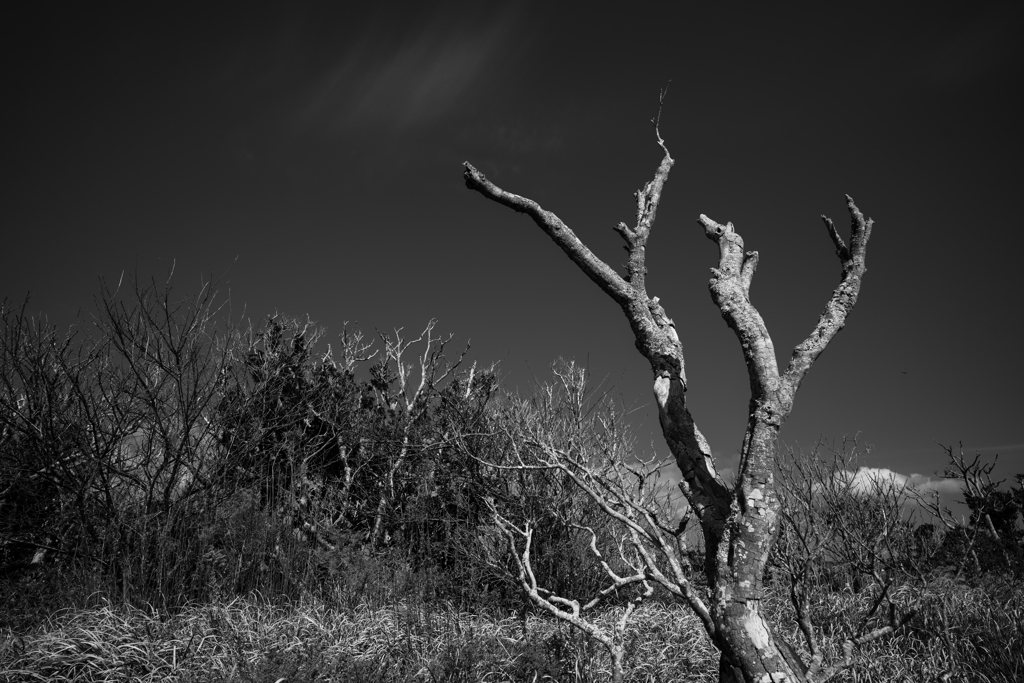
293, 6, 520, 136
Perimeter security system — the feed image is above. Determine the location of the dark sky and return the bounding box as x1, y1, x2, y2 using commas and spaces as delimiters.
4, 2, 1023, 491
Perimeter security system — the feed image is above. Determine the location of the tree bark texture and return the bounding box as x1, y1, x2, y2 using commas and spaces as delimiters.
464, 130, 872, 682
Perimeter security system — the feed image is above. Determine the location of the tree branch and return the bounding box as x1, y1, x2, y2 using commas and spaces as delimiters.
463, 163, 634, 306
613, 84, 675, 296
698, 215, 780, 399
782, 196, 873, 398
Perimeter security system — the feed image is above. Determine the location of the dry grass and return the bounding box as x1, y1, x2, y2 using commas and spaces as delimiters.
0, 597, 717, 682
1, 575, 1020, 682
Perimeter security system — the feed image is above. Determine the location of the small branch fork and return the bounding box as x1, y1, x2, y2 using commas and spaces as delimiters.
487, 506, 649, 683
614, 81, 673, 297
367, 320, 469, 548
373, 319, 467, 416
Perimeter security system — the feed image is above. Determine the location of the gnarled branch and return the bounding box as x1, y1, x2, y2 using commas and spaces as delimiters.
782, 196, 873, 400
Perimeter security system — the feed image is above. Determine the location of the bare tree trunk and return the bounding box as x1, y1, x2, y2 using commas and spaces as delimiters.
463, 97, 872, 681
369, 433, 410, 548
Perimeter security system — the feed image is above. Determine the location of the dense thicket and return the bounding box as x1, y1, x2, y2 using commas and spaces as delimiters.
0, 280, 625, 625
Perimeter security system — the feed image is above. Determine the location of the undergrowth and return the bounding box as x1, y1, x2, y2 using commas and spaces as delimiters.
1, 573, 1020, 682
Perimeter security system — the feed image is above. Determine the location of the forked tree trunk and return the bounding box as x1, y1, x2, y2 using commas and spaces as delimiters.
464, 118, 872, 682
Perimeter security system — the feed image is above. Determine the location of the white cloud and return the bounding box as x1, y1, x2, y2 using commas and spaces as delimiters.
838, 466, 910, 495
652, 458, 971, 522
833, 466, 965, 499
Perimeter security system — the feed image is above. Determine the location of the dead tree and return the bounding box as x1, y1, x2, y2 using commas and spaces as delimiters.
463, 92, 874, 683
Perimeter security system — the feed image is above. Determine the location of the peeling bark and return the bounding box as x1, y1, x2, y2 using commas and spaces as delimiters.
464, 114, 873, 682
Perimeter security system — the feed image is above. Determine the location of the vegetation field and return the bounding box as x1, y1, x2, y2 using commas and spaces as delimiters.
2, 283, 1021, 681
